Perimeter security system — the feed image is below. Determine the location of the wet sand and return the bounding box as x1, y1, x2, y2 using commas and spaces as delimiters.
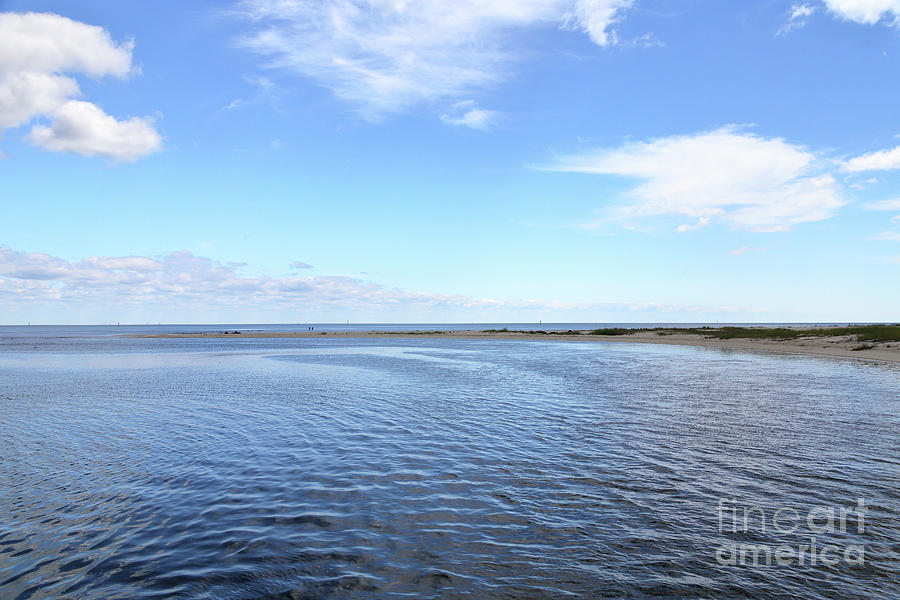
134, 330, 900, 364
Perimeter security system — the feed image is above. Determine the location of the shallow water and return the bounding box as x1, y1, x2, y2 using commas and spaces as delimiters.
1, 330, 898, 599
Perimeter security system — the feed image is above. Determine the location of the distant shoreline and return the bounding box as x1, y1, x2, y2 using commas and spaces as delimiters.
132, 327, 900, 364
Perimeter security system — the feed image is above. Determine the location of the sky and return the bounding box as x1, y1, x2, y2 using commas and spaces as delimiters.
1, 0, 899, 324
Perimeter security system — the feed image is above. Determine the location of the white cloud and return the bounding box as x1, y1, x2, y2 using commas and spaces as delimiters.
675, 217, 710, 233
223, 75, 275, 111
731, 244, 770, 256
848, 177, 879, 189
232, 0, 634, 119
621, 32, 665, 48
864, 198, 900, 234
865, 198, 900, 210
28, 100, 161, 161
841, 145, 900, 172
793, 3, 818, 19
548, 127, 846, 232
0, 11, 160, 161
440, 101, 498, 130
0, 246, 504, 309
0, 70, 79, 129
290, 261, 314, 270
0, 245, 742, 318
822, 0, 900, 24
857, 255, 900, 263
778, 3, 817, 35
563, 0, 634, 46
0, 12, 133, 77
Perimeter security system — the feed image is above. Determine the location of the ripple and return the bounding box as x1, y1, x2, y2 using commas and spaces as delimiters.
0, 337, 898, 598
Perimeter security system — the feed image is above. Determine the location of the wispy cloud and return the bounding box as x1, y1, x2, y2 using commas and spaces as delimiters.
778, 3, 817, 36
621, 32, 665, 48
865, 198, 900, 211
864, 198, 900, 240
0, 12, 161, 161
546, 127, 845, 232
857, 255, 900, 264
675, 217, 710, 233
732, 245, 770, 256
223, 75, 275, 111
782, 2, 900, 33
231, 0, 634, 120
440, 101, 498, 130
841, 145, 900, 172
869, 231, 900, 241
563, 0, 634, 46
848, 177, 879, 189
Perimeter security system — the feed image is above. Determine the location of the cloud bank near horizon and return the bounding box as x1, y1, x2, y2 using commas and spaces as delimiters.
0, 245, 746, 323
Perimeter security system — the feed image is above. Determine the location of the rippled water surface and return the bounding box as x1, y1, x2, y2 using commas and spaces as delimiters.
1, 329, 898, 599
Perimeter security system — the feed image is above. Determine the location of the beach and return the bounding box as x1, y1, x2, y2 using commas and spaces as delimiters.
136, 328, 900, 364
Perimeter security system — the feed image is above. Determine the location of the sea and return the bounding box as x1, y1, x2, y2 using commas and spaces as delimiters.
1, 324, 897, 599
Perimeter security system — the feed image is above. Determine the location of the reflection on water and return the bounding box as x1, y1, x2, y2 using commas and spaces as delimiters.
1, 333, 898, 599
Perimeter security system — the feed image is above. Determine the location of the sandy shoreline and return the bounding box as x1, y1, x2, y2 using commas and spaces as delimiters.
133, 330, 900, 364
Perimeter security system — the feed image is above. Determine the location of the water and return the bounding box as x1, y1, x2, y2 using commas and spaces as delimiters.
1, 327, 898, 599
0, 321, 861, 337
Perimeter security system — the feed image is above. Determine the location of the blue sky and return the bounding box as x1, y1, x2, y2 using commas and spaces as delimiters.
1, 0, 899, 324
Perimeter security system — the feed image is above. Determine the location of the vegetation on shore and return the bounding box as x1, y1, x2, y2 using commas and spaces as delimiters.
204, 324, 900, 342
374, 330, 448, 335
478, 324, 900, 342
482, 328, 584, 335
588, 324, 900, 342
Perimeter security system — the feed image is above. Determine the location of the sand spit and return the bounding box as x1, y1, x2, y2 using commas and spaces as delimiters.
132, 329, 900, 364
